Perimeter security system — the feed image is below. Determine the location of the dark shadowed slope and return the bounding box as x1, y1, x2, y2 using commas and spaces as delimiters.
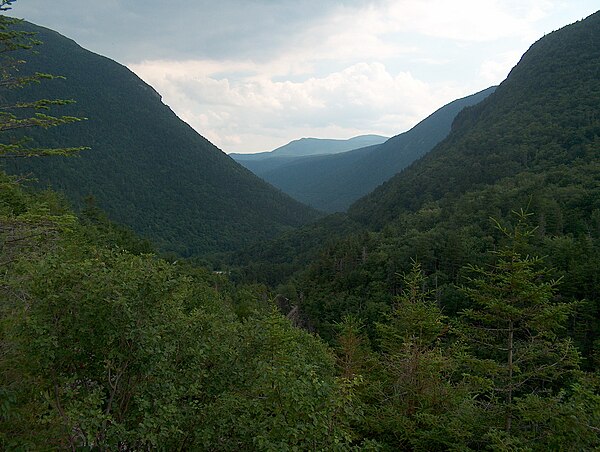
2, 22, 320, 256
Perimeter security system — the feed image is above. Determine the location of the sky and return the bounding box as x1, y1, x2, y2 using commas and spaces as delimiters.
7, 0, 599, 153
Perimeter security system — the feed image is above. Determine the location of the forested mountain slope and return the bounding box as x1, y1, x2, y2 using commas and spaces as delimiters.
2, 22, 319, 256
0, 171, 356, 450
348, 11, 600, 227
226, 15, 600, 448
288, 11, 600, 347
253, 87, 495, 212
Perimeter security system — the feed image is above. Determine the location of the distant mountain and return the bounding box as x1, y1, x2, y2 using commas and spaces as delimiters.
240, 87, 495, 212
232, 134, 388, 160
231, 135, 388, 177
2, 22, 319, 256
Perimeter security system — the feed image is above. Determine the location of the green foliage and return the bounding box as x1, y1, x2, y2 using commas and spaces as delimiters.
356, 263, 481, 450
1, 20, 319, 256
459, 211, 581, 435
237, 11, 600, 368
0, 11, 87, 158
78, 195, 155, 254
334, 315, 375, 380
511, 376, 600, 450
227, 17, 600, 442
349, 12, 600, 228
195, 310, 355, 451
0, 14, 352, 450
2, 5, 600, 450
0, 178, 354, 450
377, 261, 447, 349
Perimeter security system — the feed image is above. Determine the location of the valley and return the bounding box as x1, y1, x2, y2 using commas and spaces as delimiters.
1, 4, 599, 450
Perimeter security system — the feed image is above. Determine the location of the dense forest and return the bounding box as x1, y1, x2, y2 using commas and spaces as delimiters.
1, 21, 319, 257
2, 4, 600, 451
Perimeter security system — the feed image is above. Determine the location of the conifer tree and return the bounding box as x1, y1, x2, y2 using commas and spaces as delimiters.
0, 0, 86, 159
366, 262, 478, 450
0, 0, 85, 282
460, 210, 580, 440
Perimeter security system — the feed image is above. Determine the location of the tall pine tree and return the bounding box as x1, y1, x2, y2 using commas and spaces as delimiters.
460, 210, 581, 445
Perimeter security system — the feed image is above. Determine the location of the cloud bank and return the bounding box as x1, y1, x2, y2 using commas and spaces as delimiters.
9, 0, 599, 152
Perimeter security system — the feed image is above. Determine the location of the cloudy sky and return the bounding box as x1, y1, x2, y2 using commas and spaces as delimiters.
8, 1, 598, 153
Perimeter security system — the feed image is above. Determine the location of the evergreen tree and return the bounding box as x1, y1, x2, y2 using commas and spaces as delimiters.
364, 262, 479, 450
459, 210, 581, 444
0, 1, 86, 159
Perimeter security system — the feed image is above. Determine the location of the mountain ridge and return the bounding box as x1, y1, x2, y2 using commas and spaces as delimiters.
348, 11, 600, 227
229, 11, 600, 298
2, 22, 320, 256
231, 134, 388, 160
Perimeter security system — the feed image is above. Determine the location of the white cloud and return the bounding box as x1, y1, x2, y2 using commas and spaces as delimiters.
130, 59, 463, 153
126, 0, 599, 153
380, 0, 539, 42
12, 0, 598, 153
479, 50, 524, 85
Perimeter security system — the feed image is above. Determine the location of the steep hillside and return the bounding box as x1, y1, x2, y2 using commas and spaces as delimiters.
1, 22, 319, 255
254, 87, 495, 212
230, 12, 600, 355
289, 11, 600, 343
349, 12, 600, 227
